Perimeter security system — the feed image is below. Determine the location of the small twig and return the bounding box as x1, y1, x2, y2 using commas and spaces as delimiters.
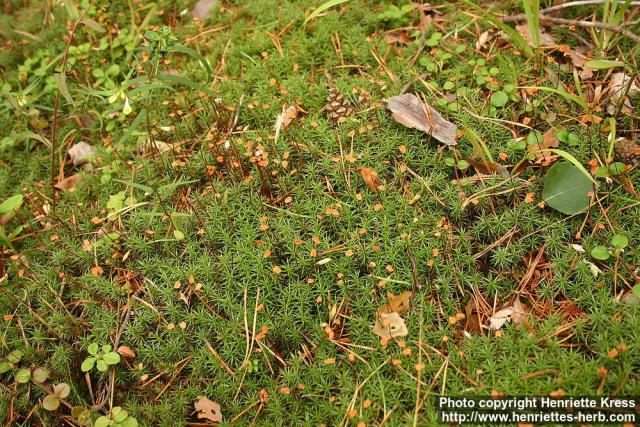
503, 0, 640, 21
204, 339, 235, 376
501, 13, 640, 43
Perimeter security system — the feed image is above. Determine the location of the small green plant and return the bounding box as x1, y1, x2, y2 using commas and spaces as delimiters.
522, 0, 541, 48
72, 407, 92, 426
244, 359, 260, 374
81, 343, 121, 373
95, 406, 138, 427
0, 194, 24, 250
42, 383, 71, 411
0, 350, 23, 374
592, 0, 632, 51
16, 366, 49, 384
445, 157, 470, 171
375, 4, 414, 27
590, 234, 629, 261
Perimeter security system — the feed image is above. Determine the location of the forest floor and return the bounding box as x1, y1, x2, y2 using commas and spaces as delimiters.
1, 0, 640, 425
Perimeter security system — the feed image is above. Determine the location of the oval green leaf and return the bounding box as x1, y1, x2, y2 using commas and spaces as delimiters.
584, 59, 625, 70
42, 394, 61, 411
16, 368, 31, 383
0, 195, 23, 214
81, 357, 95, 372
590, 245, 610, 260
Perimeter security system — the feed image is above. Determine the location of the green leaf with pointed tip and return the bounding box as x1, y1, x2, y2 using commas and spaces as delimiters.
542, 162, 593, 215
42, 394, 61, 411
0, 195, 23, 214
584, 59, 625, 70
304, 0, 351, 25
16, 368, 31, 383
87, 343, 99, 356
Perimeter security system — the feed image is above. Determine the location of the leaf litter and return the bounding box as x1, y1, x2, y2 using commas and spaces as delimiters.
387, 93, 457, 146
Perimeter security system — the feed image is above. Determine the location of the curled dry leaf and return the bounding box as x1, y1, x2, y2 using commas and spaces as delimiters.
55, 174, 82, 191
476, 30, 491, 51
377, 291, 412, 316
373, 312, 408, 339
464, 299, 482, 333
357, 167, 381, 192
68, 142, 96, 166
274, 105, 299, 142
527, 129, 560, 166
605, 72, 640, 115
194, 396, 222, 423
557, 45, 593, 80
511, 298, 529, 325
485, 298, 530, 331
191, 0, 218, 20
385, 29, 412, 45
387, 93, 457, 146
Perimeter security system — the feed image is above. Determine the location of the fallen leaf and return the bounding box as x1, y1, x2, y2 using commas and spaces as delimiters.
68, 142, 96, 166
194, 396, 222, 423
464, 299, 482, 333
385, 29, 412, 45
274, 105, 299, 142
528, 129, 560, 166
511, 298, 529, 325
377, 291, 412, 316
516, 24, 556, 47
605, 72, 640, 115
55, 174, 81, 191
191, 0, 218, 20
464, 158, 509, 176
373, 312, 408, 339
475, 30, 490, 51
387, 93, 457, 146
357, 167, 381, 192
116, 345, 136, 358
557, 45, 593, 79
486, 307, 514, 331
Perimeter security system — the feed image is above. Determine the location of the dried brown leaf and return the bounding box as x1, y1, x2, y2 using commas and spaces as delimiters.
194, 396, 222, 423
68, 142, 96, 166
55, 174, 81, 191
527, 129, 560, 166
476, 30, 491, 51
385, 29, 412, 45
357, 167, 381, 192
387, 93, 457, 146
464, 299, 482, 333
191, 0, 218, 20
465, 158, 509, 176
373, 312, 408, 339
116, 345, 136, 358
516, 24, 556, 47
377, 291, 412, 316
605, 72, 640, 115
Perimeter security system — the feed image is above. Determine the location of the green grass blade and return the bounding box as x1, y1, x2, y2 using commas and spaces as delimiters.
304, 0, 350, 25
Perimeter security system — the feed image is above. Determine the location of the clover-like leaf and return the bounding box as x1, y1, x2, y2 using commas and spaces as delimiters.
102, 344, 113, 353
81, 357, 96, 372
42, 394, 61, 411
54, 382, 71, 399
122, 417, 138, 427
16, 368, 31, 383
87, 343, 99, 356
103, 352, 121, 365
96, 359, 109, 372
31, 367, 49, 384
113, 407, 128, 422
95, 416, 112, 427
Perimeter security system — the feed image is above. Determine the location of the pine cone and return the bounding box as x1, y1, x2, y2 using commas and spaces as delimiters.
325, 87, 353, 124
615, 138, 640, 165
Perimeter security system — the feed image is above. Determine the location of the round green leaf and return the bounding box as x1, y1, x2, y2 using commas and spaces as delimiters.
0, 361, 11, 373
7, 350, 22, 364
590, 246, 610, 260
103, 352, 121, 365
42, 394, 60, 411
31, 367, 49, 384
173, 229, 185, 241
122, 417, 138, 427
87, 343, 99, 356
95, 416, 112, 427
81, 357, 96, 372
54, 382, 71, 399
16, 368, 31, 383
490, 91, 508, 107
542, 162, 593, 215
611, 234, 629, 249
608, 162, 626, 175
114, 407, 128, 422
96, 359, 108, 372
102, 344, 113, 353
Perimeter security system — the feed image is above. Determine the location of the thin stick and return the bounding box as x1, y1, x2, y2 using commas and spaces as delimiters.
503, 0, 640, 22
